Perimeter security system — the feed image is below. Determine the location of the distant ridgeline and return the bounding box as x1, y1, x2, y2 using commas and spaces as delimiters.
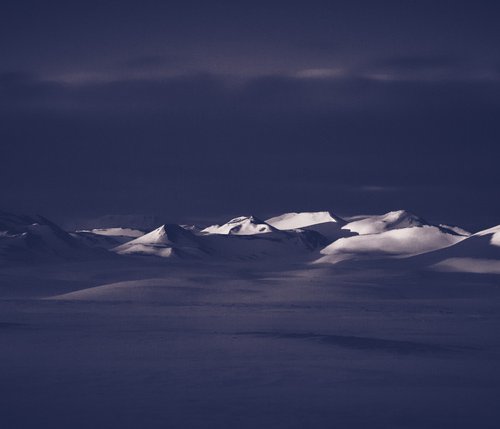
1, 209, 499, 274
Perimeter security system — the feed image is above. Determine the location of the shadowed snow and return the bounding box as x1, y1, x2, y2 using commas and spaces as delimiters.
316, 225, 465, 264
432, 257, 500, 274
201, 215, 277, 235
342, 210, 428, 235
266, 211, 345, 229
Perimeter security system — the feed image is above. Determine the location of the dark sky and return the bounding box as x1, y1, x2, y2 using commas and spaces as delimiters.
1, 0, 500, 230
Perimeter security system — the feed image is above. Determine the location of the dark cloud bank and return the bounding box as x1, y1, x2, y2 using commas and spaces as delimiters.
1, 1, 500, 230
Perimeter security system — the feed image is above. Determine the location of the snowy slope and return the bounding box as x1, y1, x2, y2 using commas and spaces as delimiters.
266, 211, 345, 229
315, 225, 465, 265
87, 227, 144, 238
115, 219, 327, 261
71, 227, 145, 249
342, 210, 431, 235
438, 224, 471, 237
114, 224, 207, 259
201, 216, 277, 235
475, 225, 500, 246
0, 211, 108, 264
201, 229, 326, 261
266, 211, 351, 242
419, 225, 500, 274
3, 208, 494, 269
71, 231, 123, 249
197, 214, 329, 260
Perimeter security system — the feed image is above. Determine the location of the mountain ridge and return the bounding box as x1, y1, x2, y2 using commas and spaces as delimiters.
1, 209, 498, 272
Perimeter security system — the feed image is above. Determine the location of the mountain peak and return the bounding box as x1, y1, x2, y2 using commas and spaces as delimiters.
201, 215, 276, 236
343, 210, 428, 235
474, 225, 500, 247
113, 223, 204, 259
130, 224, 191, 245
266, 211, 345, 230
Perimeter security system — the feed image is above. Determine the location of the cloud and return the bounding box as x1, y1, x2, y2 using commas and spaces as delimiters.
1, 67, 500, 222
293, 68, 346, 79
1, 67, 500, 122
360, 54, 500, 82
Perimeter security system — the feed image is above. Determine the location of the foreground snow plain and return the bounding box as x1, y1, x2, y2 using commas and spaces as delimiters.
1, 257, 500, 429
1, 210, 500, 428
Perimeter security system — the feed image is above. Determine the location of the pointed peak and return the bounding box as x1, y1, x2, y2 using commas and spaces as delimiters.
227, 215, 266, 225
201, 215, 276, 236
385, 209, 420, 219
342, 210, 429, 235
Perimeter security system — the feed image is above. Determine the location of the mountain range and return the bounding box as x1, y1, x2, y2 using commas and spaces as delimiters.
0, 209, 498, 274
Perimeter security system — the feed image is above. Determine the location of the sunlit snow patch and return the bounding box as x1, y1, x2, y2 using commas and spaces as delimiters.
201, 216, 276, 235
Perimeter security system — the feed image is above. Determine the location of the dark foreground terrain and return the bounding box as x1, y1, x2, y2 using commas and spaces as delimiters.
1, 258, 500, 429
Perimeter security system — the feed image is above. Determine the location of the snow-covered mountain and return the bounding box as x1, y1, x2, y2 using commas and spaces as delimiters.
0, 211, 107, 264
415, 225, 500, 274
1, 208, 498, 271
115, 219, 327, 261
266, 211, 345, 229
86, 227, 144, 238
342, 210, 471, 239
71, 227, 145, 249
314, 210, 470, 265
342, 210, 429, 235
201, 216, 277, 235
114, 224, 207, 259
266, 211, 351, 242
315, 225, 465, 265
201, 230, 327, 261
